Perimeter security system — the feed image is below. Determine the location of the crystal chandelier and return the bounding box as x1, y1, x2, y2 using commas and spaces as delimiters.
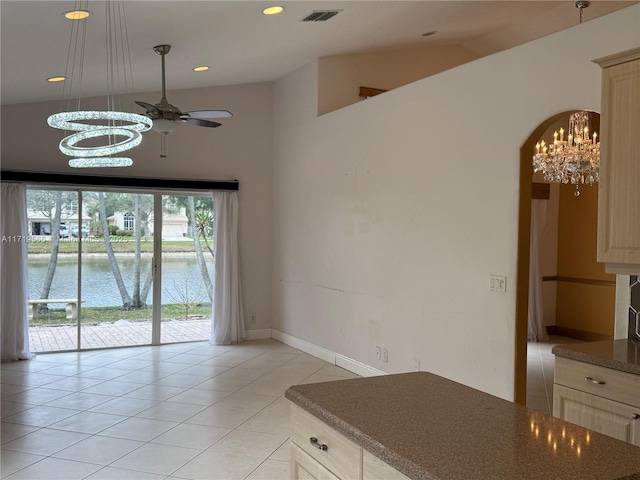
47, 1, 151, 168
532, 111, 600, 197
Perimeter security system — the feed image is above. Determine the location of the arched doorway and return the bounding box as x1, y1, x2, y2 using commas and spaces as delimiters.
514, 110, 615, 405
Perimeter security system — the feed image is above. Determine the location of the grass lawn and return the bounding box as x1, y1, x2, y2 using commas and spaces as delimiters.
30, 303, 212, 326
28, 238, 213, 254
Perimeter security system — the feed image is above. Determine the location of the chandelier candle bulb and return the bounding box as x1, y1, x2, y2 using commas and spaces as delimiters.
532, 111, 600, 196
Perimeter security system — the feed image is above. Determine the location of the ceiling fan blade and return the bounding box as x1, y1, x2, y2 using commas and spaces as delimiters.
184, 118, 222, 128
135, 100, 158, 113
183, 110, 233, 119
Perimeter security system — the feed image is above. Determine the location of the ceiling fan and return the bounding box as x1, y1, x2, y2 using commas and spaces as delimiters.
135, 44, 232, 157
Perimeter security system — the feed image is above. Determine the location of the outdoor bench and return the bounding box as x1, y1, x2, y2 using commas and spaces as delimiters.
28, 299, 84, 321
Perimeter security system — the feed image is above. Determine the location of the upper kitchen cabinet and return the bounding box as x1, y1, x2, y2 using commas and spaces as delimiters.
594, 48, 640, 274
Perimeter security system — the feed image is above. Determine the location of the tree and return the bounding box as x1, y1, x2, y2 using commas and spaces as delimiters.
163, 275, 206, 320
130, 194, 152, 309
187, 196, 213, 300
195, 209, 214, 257
98, 192, 134, 309
26, 190, 75, 313
95, 192, 154, 310
35, 192, 63, 312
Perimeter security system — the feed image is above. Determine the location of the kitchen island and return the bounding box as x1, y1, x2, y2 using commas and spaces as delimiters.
552, 339, 640, 447
285, 371, 640, 480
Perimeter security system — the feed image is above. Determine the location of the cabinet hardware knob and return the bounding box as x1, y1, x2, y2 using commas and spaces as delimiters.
633, 413, 640, 420
310, 437, 328, 451
584, 376, 606, 385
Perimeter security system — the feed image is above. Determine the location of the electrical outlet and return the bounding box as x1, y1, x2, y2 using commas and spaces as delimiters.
382, 348, 388, 363
250, 313, 256, 324
376, 346, 381, 360
413, 359, 420, 371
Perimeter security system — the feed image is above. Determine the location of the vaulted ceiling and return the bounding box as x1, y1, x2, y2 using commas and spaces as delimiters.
1, 1, 635, 105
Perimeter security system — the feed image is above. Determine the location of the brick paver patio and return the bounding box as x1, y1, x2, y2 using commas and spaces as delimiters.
29, 318, 211, 352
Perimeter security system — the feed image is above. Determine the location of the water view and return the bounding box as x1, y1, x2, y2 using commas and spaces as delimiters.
28, 254, 212, 307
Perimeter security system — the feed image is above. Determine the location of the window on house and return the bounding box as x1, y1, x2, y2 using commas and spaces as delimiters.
67, 200, 78, 214
124, 212, 134, 231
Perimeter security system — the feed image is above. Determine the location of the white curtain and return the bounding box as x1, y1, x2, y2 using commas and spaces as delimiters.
1, 182, 35, 361
211, 191, 245, 345
528, 199, 548, 342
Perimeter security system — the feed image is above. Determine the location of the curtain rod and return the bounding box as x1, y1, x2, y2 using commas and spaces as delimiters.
0, 170, 239, 192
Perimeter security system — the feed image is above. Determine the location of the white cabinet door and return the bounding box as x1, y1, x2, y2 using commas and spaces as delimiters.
554, 384, 640, 445
595, 48, 640, 271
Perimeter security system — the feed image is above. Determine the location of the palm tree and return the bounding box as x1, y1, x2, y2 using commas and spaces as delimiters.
195, 209, 214, 257
31, 191, 64, 313
188, 196, 213, 300
130, 194, 150, 309
98, 192, 133, 309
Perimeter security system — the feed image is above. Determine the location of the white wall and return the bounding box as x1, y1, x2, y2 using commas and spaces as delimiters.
1, 82, 274, 332
272, 5, 640, 400
318, 46, 479, 115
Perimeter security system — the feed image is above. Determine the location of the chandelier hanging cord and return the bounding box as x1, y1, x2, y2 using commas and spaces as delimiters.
48, 0, 152, 168
576, 1, 590, 24
59, 0, 90, 132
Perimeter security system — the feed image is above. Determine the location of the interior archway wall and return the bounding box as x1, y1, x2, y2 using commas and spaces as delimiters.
515, 110, 615, 404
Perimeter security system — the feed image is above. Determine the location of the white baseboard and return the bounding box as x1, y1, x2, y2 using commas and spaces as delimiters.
335, 353, 386, 377
245, 328, 272, 340
271, 329, 386, 377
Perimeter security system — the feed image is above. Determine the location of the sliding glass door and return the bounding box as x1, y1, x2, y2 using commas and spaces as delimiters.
27, 189, 79, 351
160, 194, 212, 344
79, 191, 155, 349
26, 187, 213, 352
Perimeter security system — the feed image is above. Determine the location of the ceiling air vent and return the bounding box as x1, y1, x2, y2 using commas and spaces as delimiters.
301, 10, 341, 22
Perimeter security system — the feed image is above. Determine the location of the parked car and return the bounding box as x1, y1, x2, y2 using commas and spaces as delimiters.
71, 225, 89, 238
59, 226, 69, 238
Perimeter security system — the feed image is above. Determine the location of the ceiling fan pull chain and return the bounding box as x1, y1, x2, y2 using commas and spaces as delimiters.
160, 132, 167, 158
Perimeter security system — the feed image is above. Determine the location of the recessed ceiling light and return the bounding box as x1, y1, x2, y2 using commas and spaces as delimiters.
63, 10, 91, 20
422, 31, 437, 37
193, 66, 210, 72
263, 6, 284, 15
47, 76, 66, 83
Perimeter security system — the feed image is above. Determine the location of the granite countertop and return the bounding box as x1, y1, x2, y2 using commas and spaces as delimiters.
552, 339, 640, 375
285, 372, 640, 480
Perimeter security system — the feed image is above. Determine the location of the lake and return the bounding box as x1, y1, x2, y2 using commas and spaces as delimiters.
28, 254, 213, 307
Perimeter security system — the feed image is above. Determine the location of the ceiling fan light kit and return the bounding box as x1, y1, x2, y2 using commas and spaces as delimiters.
136, 44, 233, 157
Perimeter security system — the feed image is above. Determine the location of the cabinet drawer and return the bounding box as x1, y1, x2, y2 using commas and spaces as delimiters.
291, 443, 341, 480
554, 357, 640, 407
553, 384, 640, 445
291, 404, 362, 480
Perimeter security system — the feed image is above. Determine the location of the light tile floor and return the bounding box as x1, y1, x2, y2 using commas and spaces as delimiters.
526, 335, 583, 415
1, 339, 357, 480
2, 335, 582, 479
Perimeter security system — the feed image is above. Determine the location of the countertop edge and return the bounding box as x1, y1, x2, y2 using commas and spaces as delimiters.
285, 372, 640, 480
285, 388, 434, 480
551, 340, 640, 376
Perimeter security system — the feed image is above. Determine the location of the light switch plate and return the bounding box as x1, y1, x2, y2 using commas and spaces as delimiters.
490, 275, 507, 293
